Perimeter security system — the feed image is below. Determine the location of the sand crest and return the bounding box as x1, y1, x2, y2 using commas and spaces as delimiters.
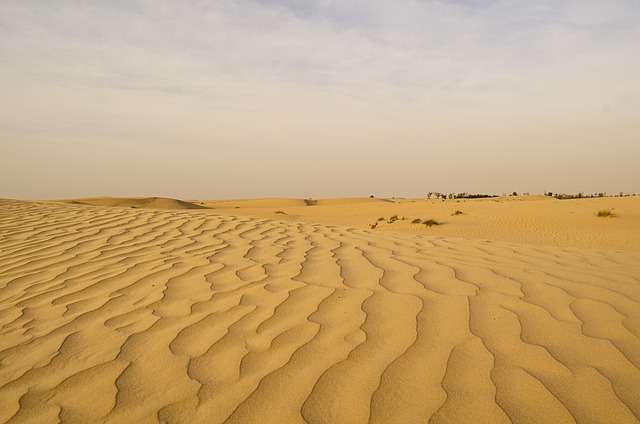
1, 198, 639, 423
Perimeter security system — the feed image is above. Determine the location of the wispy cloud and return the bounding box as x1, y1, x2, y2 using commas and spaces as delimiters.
2, 1, 637, 102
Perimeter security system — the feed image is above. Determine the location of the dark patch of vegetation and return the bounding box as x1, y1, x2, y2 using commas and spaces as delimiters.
377, 217, 385, 221
452, 210, 464, 216
275, 210, 285, 214
423, 219, 440, 227
552, 192, 590, 199
548, 191, 626, 199
412, 218, 422, 224
596, 209, 615, 218
433, 192, 497, 199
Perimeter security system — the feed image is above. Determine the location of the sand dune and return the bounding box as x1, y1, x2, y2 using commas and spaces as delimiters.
210, 195, 640, 252
1, 198, 639, 423
60, 196, 209, 210
199, 197, 394, 210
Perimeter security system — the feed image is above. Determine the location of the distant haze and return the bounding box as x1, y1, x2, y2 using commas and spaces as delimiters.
1, 1, 639, 200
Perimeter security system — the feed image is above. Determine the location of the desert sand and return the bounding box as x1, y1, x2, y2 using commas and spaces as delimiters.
1, 195, 639, 423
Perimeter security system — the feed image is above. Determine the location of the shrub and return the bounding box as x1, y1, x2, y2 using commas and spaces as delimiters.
596, 209, 615, 218
452, 210, 464, 216
275, 210, 285, 214
377, 217, 385, 221
423, 219, 440, 227
370, 222, 378, 229
555, 192, 607, 200
412, 218, 422, 224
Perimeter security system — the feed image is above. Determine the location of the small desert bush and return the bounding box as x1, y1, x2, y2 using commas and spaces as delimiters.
452, 210, 464, 216
412, 218, 422, 224
377, 217, 385, 221
370, 222, 378, 229
596, 209, 615, 218
423, 219, 440, 227
275, 210, 285, 214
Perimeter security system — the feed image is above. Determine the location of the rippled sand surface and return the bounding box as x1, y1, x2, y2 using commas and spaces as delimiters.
1, 198, 639, 423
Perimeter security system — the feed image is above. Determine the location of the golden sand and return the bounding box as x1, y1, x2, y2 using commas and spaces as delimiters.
1, 196, 639, 423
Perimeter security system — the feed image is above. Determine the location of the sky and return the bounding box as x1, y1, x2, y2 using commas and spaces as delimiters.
1, 0, 639, 200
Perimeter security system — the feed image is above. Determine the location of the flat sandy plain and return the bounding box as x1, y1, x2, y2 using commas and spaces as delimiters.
1, 195, 639, 423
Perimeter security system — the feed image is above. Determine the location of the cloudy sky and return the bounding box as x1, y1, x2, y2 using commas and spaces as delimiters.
1, 0, 639, 199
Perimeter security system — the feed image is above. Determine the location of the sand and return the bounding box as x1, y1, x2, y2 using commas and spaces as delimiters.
1, 195, 639, 423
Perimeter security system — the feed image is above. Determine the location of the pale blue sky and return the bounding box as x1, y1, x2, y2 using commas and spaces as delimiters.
1, 1, 639, 199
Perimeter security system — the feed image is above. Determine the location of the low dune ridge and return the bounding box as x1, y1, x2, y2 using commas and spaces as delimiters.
1, 198, 640, 423
60, 196, 210, 210
199, 196, 394, 210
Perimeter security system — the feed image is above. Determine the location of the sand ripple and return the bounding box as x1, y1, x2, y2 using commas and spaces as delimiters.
1, 199, 639, 423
